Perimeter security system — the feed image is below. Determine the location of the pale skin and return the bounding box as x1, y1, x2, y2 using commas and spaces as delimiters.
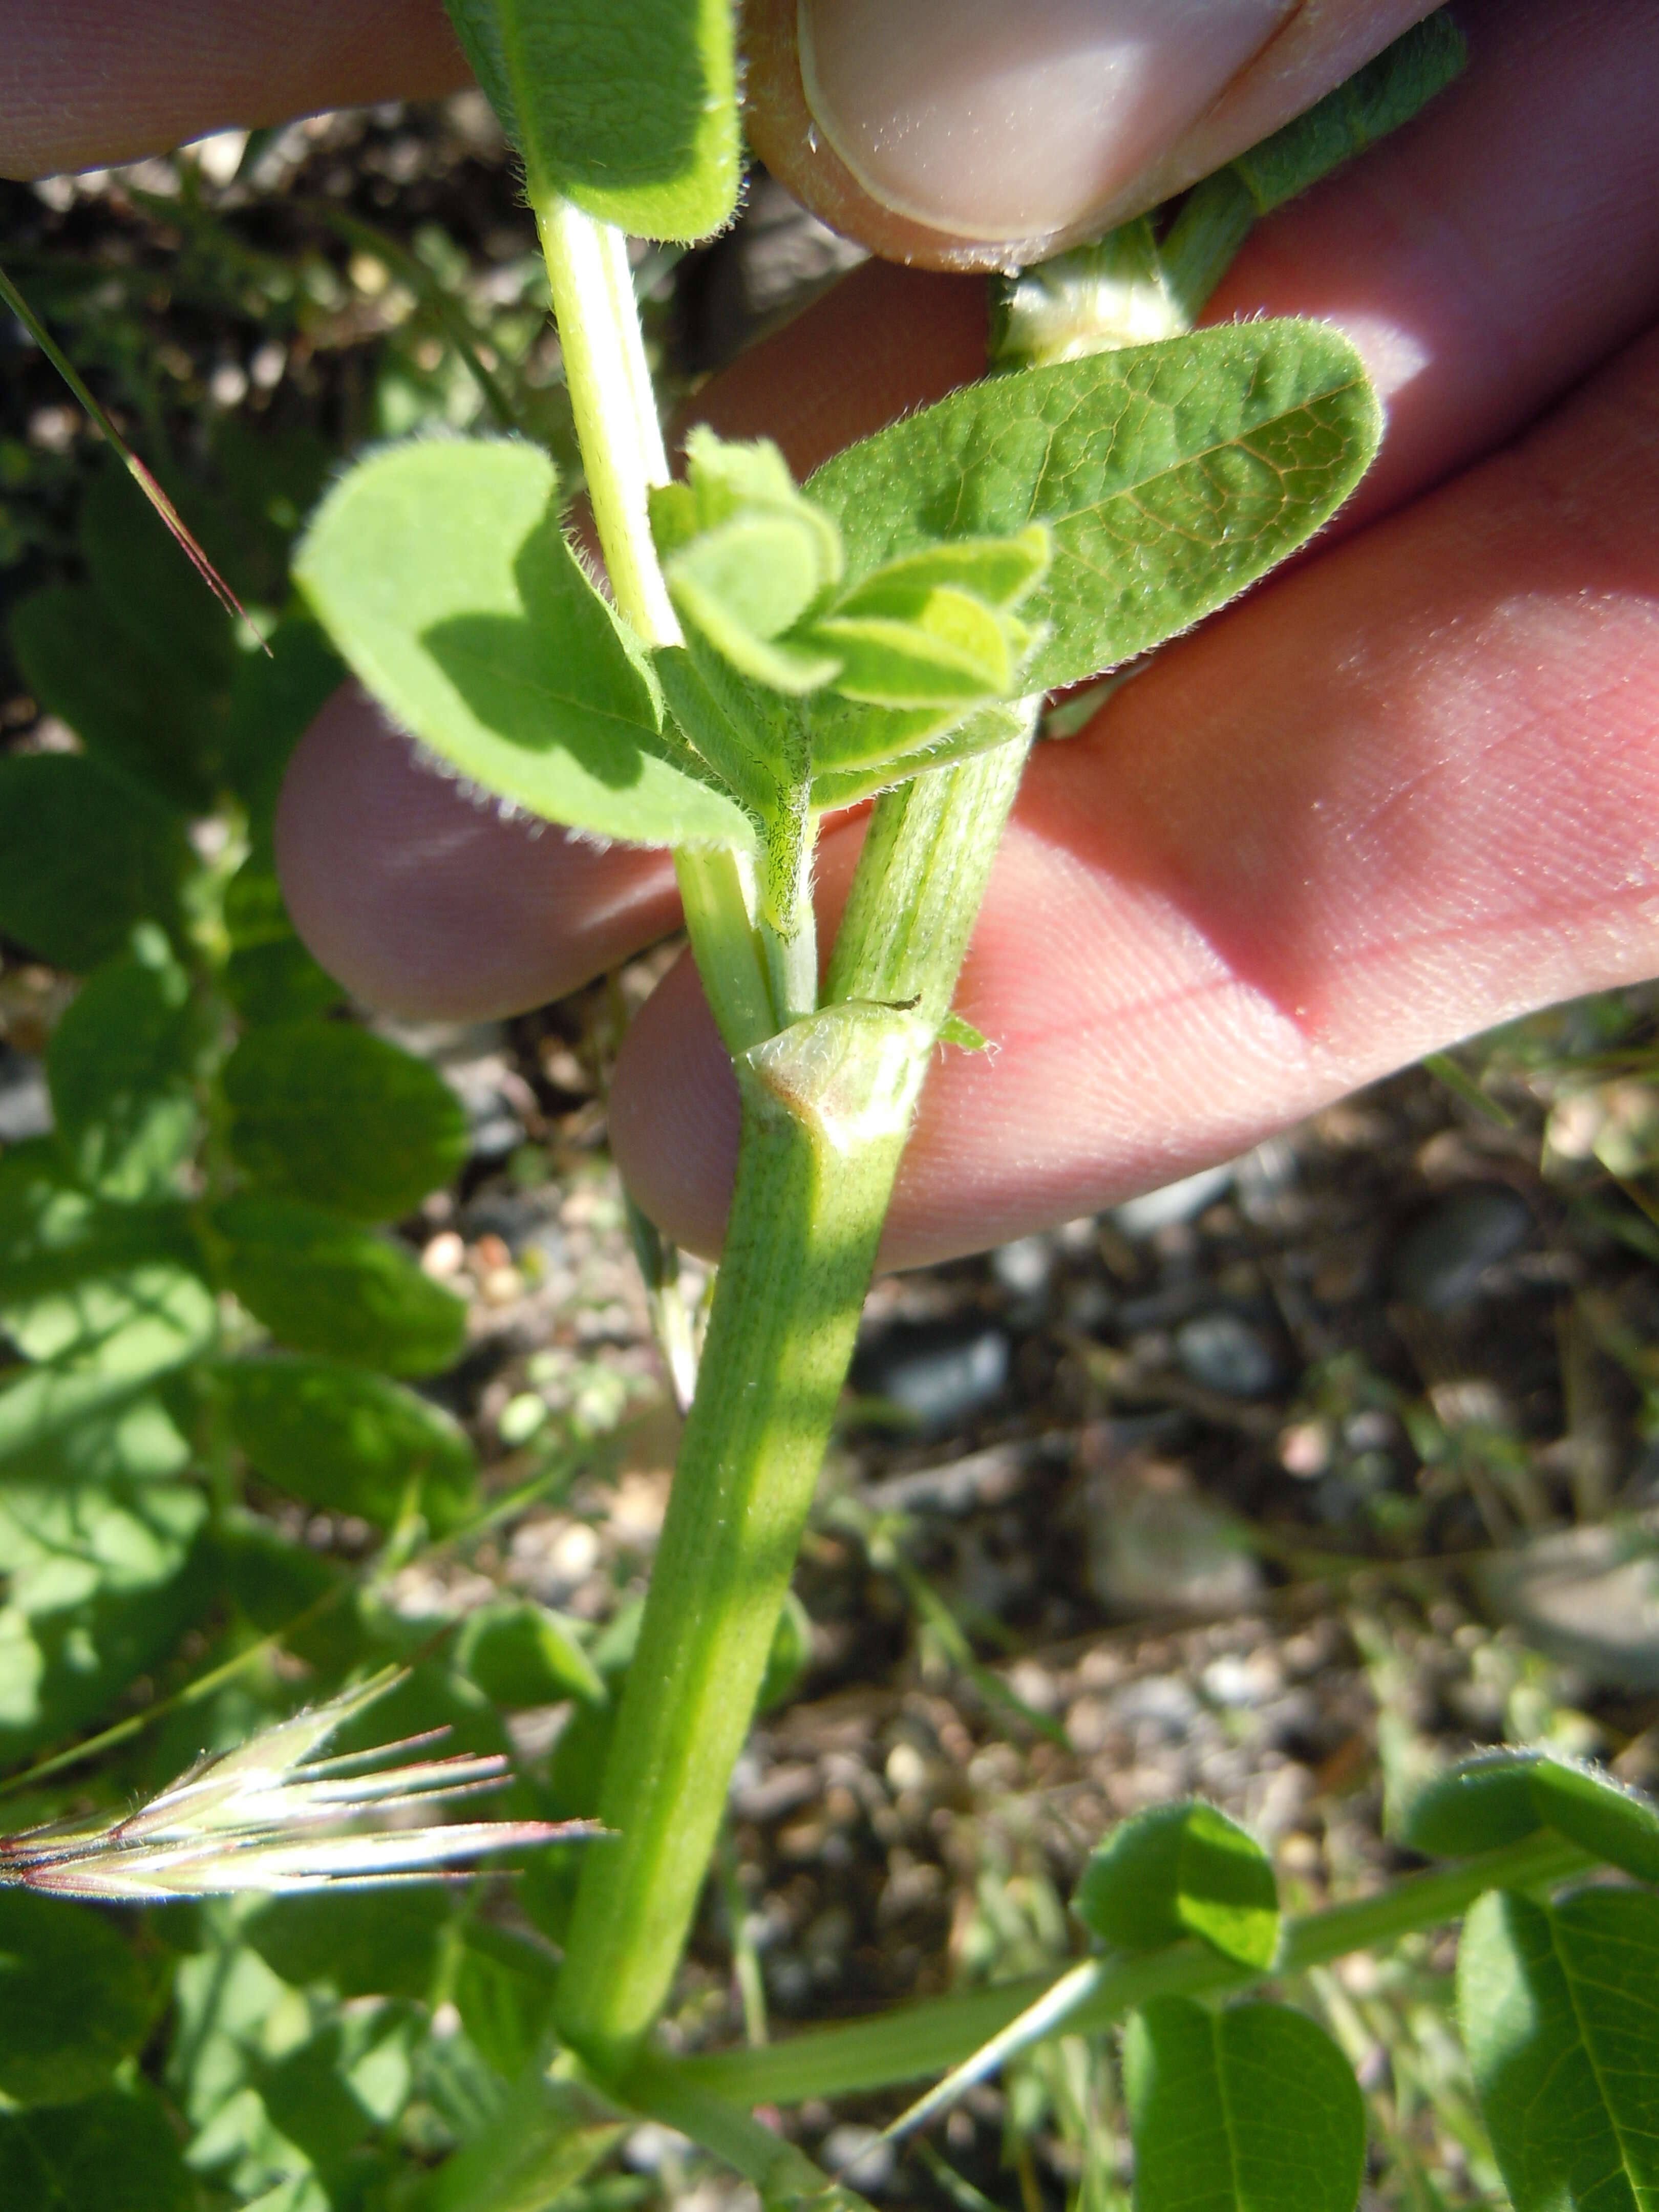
6, 0, 1658, 1266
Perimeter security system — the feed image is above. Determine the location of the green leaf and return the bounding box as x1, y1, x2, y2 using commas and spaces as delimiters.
808, 322, 1382, 694
0, 1891, 150, 2106
757, 1587, 813, 1712
0, 754, 187, 971
295, 437, 749, 849
1230, 12, 1467, 215
220, 1022, 470, 1221
449, 0, 740, 241
48, 933, 199, 1199
1124, 1996, 1366, 2212
8, 584, 219, 812
221, 1352, 478, 1529
1403, 1751, 1659, 1883
426, 2067, 627, 2212
458, 1599, 607, 1708
1460, 1887, 1659, 2212
453, 1925, 560, 2081
224, 937, 344, 1027
0, 1263, 215, 1461
0, 1142, 203, 1349
1075, 1799, 1279, 1968
1401, 1751, 1548, 1856
807, 696, 1031, 811
245, 1886, 454, 2001
0, 2083, 195, 2211
0, 1474, 208, 1753
652, 430, 844, 693
214, 1195, 467, 1375
80, 458, 236, 698
222, 614, 345, 831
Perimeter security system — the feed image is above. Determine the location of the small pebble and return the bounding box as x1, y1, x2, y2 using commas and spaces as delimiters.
853, 1318, 1010, 1435
0, 1046, 52, 1143
1113, 1162, 1232, 1237
1175, 1309, 1281, 1398
1389, 1182, 1533, 1312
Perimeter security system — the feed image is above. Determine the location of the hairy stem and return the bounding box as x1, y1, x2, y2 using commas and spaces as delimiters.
554, 733, 1033, 2072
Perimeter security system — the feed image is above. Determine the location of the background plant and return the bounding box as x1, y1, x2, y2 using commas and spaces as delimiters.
1, 9, 1656, 2212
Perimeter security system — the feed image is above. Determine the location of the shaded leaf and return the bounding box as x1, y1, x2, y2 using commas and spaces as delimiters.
245, 1885, 454, 2001
426, 2066, 627, 2212
214, 1195, 467, 1375
47, 933, 199, 1199
0, 2082, 194, 2211
1124, 1996, 1365, 2212
458, 1599, 607, 1708
80, 457, 236, 696
809, 322, 1381, 693
0, 1890, 150, 2107
453, 1926, 560, 2081
222, 614, 345, 831
8, 584, 218, 812
221, 1022, 470, 1221
1460, 1887, 1659, 2212
0, 1262, 216, 1461
1403, 1750, 1659, 1884
1230, 12, 1467, 215
221, 1352, 477, 1529
0, 754, 186, 971
296, 437, 748, 849
449, 0, 739, 240
1075, 1799, 1279, 1968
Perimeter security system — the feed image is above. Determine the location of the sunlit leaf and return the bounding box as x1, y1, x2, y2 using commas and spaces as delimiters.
296, 437, 749, 849
1075, 1799, 1279, 1969
457, 1599, 607, 1708
1460, 1887, 1659, 2212
1124, 1997, 1365, 2212
809, 322, 1381, 693
448, 0, 740, 241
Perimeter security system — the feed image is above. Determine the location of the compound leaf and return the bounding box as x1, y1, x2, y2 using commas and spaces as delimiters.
0, 2082, 195, 2211
1075, 1799, 1279, 1969
48, 933, 200, 1200
221, 1022, 470, 1221
1124, 1996, 1365, 2212
0, 1891, 150, 2107
214, 1195, 466, 1375
809, 322, 1381, 693
0, 754, 186, 972
296, 437, 748, 849
449, 0, 740, 241
1460, 1887, 1659, 2212
0, 1263, 215, 1463
221, 1352, 478, 1529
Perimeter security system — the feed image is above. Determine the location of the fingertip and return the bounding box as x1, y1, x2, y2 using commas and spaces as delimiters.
273, 685, 682, 1019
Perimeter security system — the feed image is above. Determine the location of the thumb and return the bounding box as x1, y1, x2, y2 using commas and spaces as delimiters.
745, 0, 1446, 269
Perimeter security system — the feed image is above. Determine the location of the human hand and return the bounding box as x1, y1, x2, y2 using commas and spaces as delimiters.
9, 2, 1659, 1269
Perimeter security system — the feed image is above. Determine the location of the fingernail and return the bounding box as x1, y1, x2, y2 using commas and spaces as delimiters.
799, 0, 1295, 243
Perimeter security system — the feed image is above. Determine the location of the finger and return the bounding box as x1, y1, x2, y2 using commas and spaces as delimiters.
273, 687, 680, 1018
0, 0, 467, 180
276, 0, 1659, 1027
610, 323, 1659, 1266
745, 0, 1442, 269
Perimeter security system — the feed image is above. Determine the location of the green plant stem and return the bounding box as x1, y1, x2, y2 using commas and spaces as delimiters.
532, 189, 774, 1047
553, 733, 1034, 2074
668, 1831, 1593, 2107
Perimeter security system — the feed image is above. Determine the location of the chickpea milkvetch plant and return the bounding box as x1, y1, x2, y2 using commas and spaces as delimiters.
3, 4, 1658, 2209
